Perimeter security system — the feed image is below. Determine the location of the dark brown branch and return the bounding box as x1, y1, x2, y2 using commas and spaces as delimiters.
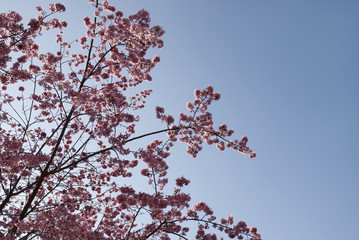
162, 230, 189, 240
126, 207, 143, 240
48, 127, 180, 174
145, 219, 169, 239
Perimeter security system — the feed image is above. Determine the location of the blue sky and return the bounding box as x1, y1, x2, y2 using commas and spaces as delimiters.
2, 0, 359, 239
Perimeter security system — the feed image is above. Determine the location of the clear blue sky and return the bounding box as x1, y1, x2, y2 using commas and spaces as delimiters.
2, 1, 359, 239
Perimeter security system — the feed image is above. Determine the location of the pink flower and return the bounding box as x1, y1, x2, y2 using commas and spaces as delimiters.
49, 3, 66, 13
156, 39, 164, 48
35, 6, 43, 12
83, 17, 91, 27
176, 176, 190, 187
17, 55, 28, 63
216, 142, 225, 151
155, 106, 163, 112
165, 115, 174, 125
101, 72, 109, 79
152, 56, 160, 63
213, 92, 221, 100
206, 85, 213, 93
144, 74, 152, 81
186, 102, 194, 111
194, 89, 201, 98
80, 36, 87, 45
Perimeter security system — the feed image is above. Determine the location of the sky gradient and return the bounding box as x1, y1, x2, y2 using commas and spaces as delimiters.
2, 1, 359, 239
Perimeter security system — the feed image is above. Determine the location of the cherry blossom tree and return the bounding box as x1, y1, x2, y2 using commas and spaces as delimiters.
0, 1, 260, 239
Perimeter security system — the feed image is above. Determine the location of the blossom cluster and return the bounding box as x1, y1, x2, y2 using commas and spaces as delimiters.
0, 1, 260, 239
156, 86, 256, 158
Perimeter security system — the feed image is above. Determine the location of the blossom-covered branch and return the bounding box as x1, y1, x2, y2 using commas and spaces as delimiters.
0, 1, 260, 239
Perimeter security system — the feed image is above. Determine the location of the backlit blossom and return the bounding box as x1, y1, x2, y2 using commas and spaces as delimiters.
0, 1, 259, 239
176, 176, 190, 187
49, 3, 66, 13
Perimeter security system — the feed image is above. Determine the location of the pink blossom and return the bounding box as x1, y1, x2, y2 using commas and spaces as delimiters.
101, 72, 109, 79
241, 136, 248, 145
216, 142, 225, 151
83, 16, 91, 27
165, 115, 174, 125
49, 3, 66, 13
152, 56, 160, 63
17, 55, 28, 63
35, 6, 43, 12
213, 92, 221, 100
0, 2, 259, 239
186, 102, 194, 111
176, 176, 190, 187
